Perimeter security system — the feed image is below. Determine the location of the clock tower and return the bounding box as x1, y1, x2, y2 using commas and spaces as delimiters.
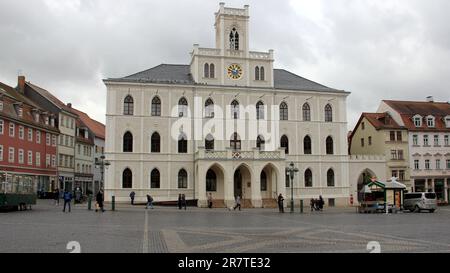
190, 3, 274, 88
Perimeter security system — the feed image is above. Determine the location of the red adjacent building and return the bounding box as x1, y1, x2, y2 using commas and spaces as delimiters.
0, 81, 59, 196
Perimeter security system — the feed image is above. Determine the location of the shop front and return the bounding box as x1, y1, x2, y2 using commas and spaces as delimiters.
74, 174, 94, 196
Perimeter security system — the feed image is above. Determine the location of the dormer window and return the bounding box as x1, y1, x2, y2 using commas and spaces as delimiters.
0, 101, 3, 111
413, 115, 422, 127
34, 113, 40, 122
426, 116, 435, 127
445, 116, 450, 128
17, 105, 23, 117
45, 116, 49, 125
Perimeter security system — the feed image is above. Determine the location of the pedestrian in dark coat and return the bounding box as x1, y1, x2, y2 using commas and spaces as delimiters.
96, 190, 105, 212
129, 191, 135, 205
278, 194, 285, 213
182, 194, 187, 210
178, 194, 182, 210
146, 194, 154, 209
319, 195, 324, 211
62, 190, 72, 213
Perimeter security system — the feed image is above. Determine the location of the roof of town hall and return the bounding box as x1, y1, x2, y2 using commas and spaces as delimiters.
70, 107, 106, 140
105, 64, 347, 93
383, 100, 450, 131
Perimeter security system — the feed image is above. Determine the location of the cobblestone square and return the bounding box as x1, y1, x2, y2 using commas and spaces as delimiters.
1, 200, 450, 253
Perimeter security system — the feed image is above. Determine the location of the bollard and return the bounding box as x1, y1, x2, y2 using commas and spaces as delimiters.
300, 199, 303, 214
87, 195, 92, 211
112, 195, 115, 211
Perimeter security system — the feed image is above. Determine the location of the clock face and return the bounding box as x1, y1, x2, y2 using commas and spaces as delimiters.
227, 64, 243, 80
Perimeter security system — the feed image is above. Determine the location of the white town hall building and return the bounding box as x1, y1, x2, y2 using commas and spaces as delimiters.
103, 3, 386, 208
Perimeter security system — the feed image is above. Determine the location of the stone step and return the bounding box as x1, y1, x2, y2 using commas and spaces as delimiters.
262, 198, 278, 208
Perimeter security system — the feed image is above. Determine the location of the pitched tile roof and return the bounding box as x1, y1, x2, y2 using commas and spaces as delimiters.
106, 64, 345, 93
0, 82, 59, 133
383, 100, 450, 131
71, 107, 105, 140
361, 112, 404, 130
25, 82, 78, 115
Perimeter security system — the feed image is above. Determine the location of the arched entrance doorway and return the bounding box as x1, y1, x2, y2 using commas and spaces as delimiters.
205, 163, 225, 207
357, 169, 376, 201
233, 164, 252, 206
261, 163, 279, 208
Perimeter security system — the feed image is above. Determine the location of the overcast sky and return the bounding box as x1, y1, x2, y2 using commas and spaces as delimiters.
1, 0, 449, 130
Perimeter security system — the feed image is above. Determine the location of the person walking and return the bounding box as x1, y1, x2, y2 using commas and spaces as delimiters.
207, 193, 213, 209
129, 191, 135, 205
96, 190, 105, 212
182, 194, 187, 210
62, 190, 72, 213
278, 194, 285, 213
310, 198, 315, 212
146, 194, 154, 209
53, 188, 60, 206
178, 194, 182, 210
233, 195, 241, 211
318, 195, 324, 211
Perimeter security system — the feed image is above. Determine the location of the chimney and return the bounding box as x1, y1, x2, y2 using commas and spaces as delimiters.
426, 96, 434, 102
18, 76, 25, 94
67, 103, 72, 108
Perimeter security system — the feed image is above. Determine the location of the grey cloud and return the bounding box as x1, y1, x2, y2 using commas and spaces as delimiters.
1, 0, 449, 128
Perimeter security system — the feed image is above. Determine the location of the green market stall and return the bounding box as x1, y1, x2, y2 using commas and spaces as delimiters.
358, 178, 406, 213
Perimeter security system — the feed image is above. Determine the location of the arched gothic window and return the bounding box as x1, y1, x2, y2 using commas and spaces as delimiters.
205, 98, 214, 118
304, 136, 312, 155
178, 169, 188, 189
204, 63, 209, 78
178, 97, 188, 117
123, 132, 133, 152
229, 28, 239, 50
305, 169, 313, 187
255, 66, 260, 81
151, 169, 160, 188
230, 133, 241, 150
151, 132, 161, 153
257, 135, 265, 150
151, 96, 161, 116
281, 135, 289, 154
122, 168, 132, 188
327, 169, 335, 187
326, 136, 334, 155
302, 103, 311, 121
280, 102, 288, 121
256, 101, 264, 120
325, 104, 333, 122
123, 95, 134, 115
205, 134, 214, 150
178, 133, 187, 153
231, 100, 239, 119
209, 64, 215, 78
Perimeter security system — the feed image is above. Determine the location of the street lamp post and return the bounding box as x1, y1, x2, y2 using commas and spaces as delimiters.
286, 162, 299, 213
95, 155, 110, 191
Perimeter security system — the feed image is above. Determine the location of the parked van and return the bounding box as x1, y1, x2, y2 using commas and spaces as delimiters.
404, 192, 437, 213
